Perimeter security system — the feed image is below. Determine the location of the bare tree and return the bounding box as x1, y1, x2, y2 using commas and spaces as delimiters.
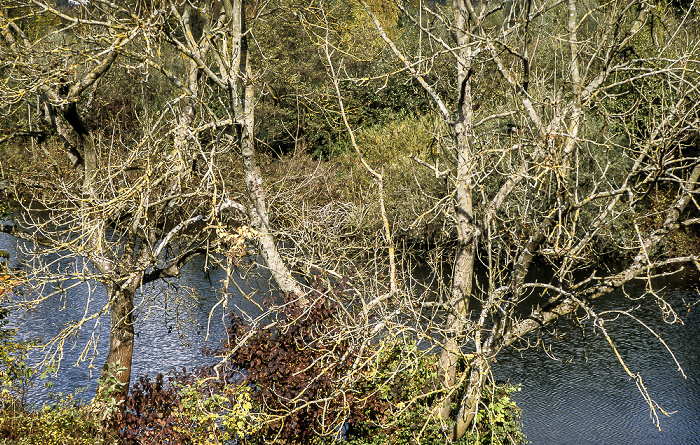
0, 0, 302, 390
1, 0, 699, 442
354, 0, 700, 439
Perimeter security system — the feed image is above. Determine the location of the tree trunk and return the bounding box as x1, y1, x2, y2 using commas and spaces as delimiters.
232, 0, 303, 298
100, 278, 137, 392
453, 355, 490, 439
438, 1, 480, 439
40, 88, 138, 394
438, 244, 476, 419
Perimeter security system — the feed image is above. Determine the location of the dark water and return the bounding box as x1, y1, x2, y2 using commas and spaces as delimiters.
2, 232, 699, 443
495, 277, 700, 445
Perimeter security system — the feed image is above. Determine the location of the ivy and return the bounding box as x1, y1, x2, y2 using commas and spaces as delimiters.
172, 378, 260, 443
466, 384, 528, 445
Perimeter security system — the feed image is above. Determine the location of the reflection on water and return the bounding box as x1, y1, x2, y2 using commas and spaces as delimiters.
2, 232, 699, 443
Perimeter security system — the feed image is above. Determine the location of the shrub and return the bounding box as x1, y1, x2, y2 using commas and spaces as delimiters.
0, 305, 36, 410
218, 284, 383, 444
345, 342, 526, 445
172, 377, 259, 444
217, 282, 526, 445
107, 368, 259, 444
345, 342, 450, 445
0, 393, 102, 445
465, 384, 527, 445
104, 280, 526, 445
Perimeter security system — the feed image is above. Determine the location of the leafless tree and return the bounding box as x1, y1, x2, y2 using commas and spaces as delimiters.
353, 0, 700, 439
1, 0, 699, 442
0, 0, 302, 390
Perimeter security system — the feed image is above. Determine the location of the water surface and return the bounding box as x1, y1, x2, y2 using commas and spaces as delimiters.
2, 232, 699, 443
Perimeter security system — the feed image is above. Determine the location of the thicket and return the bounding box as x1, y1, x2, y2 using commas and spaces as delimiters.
250, 1, 441, 159
95, 281, 524, 444
245, 0, 700, 268
9, 0, 691, 257
0, 280, 525, 445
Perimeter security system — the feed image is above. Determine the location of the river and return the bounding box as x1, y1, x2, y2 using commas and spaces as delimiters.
495, 272, 700, 445
1, 232, 699, 444
0, 231, 268, 403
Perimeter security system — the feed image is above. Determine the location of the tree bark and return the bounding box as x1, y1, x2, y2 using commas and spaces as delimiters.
232, 0, 303, 298
101, 280, 137, 391
42, 73, 138, 391
438, 2, 480, 438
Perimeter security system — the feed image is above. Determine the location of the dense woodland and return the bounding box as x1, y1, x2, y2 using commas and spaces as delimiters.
0, 0, 699, 443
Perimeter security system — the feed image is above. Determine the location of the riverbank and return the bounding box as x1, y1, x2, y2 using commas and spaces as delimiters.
2, 229, 698, 444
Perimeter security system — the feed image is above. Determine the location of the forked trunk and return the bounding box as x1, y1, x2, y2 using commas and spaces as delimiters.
453, 356, 490, 439
438, 1, 480, 439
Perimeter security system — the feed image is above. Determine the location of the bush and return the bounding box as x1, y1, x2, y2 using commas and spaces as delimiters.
346, 344, 526, 445
345, 342, 450, 445
100, 280, 526, 445
107, 370, 259, 445
465, 384, 527, 445
217, 281, 526, 445
219, 283, 382, 444
173, 377, 258, 444
109, 281, 390, 444
0, 394, 102, 445
0, 306, 35, 410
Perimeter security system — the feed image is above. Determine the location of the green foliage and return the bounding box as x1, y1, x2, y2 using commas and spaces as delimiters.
465, 385, 527, 445
353, 114, 437, 165
107, 369, 261, 444
0, 393, 102, 445
346, 342, 451, 445
173, 378, 260, 444
250, 0, 439, 159
347, 343, 527, 445
331, 113, 449, 239
91, 362, 127, 426
0, 308, 36, 410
